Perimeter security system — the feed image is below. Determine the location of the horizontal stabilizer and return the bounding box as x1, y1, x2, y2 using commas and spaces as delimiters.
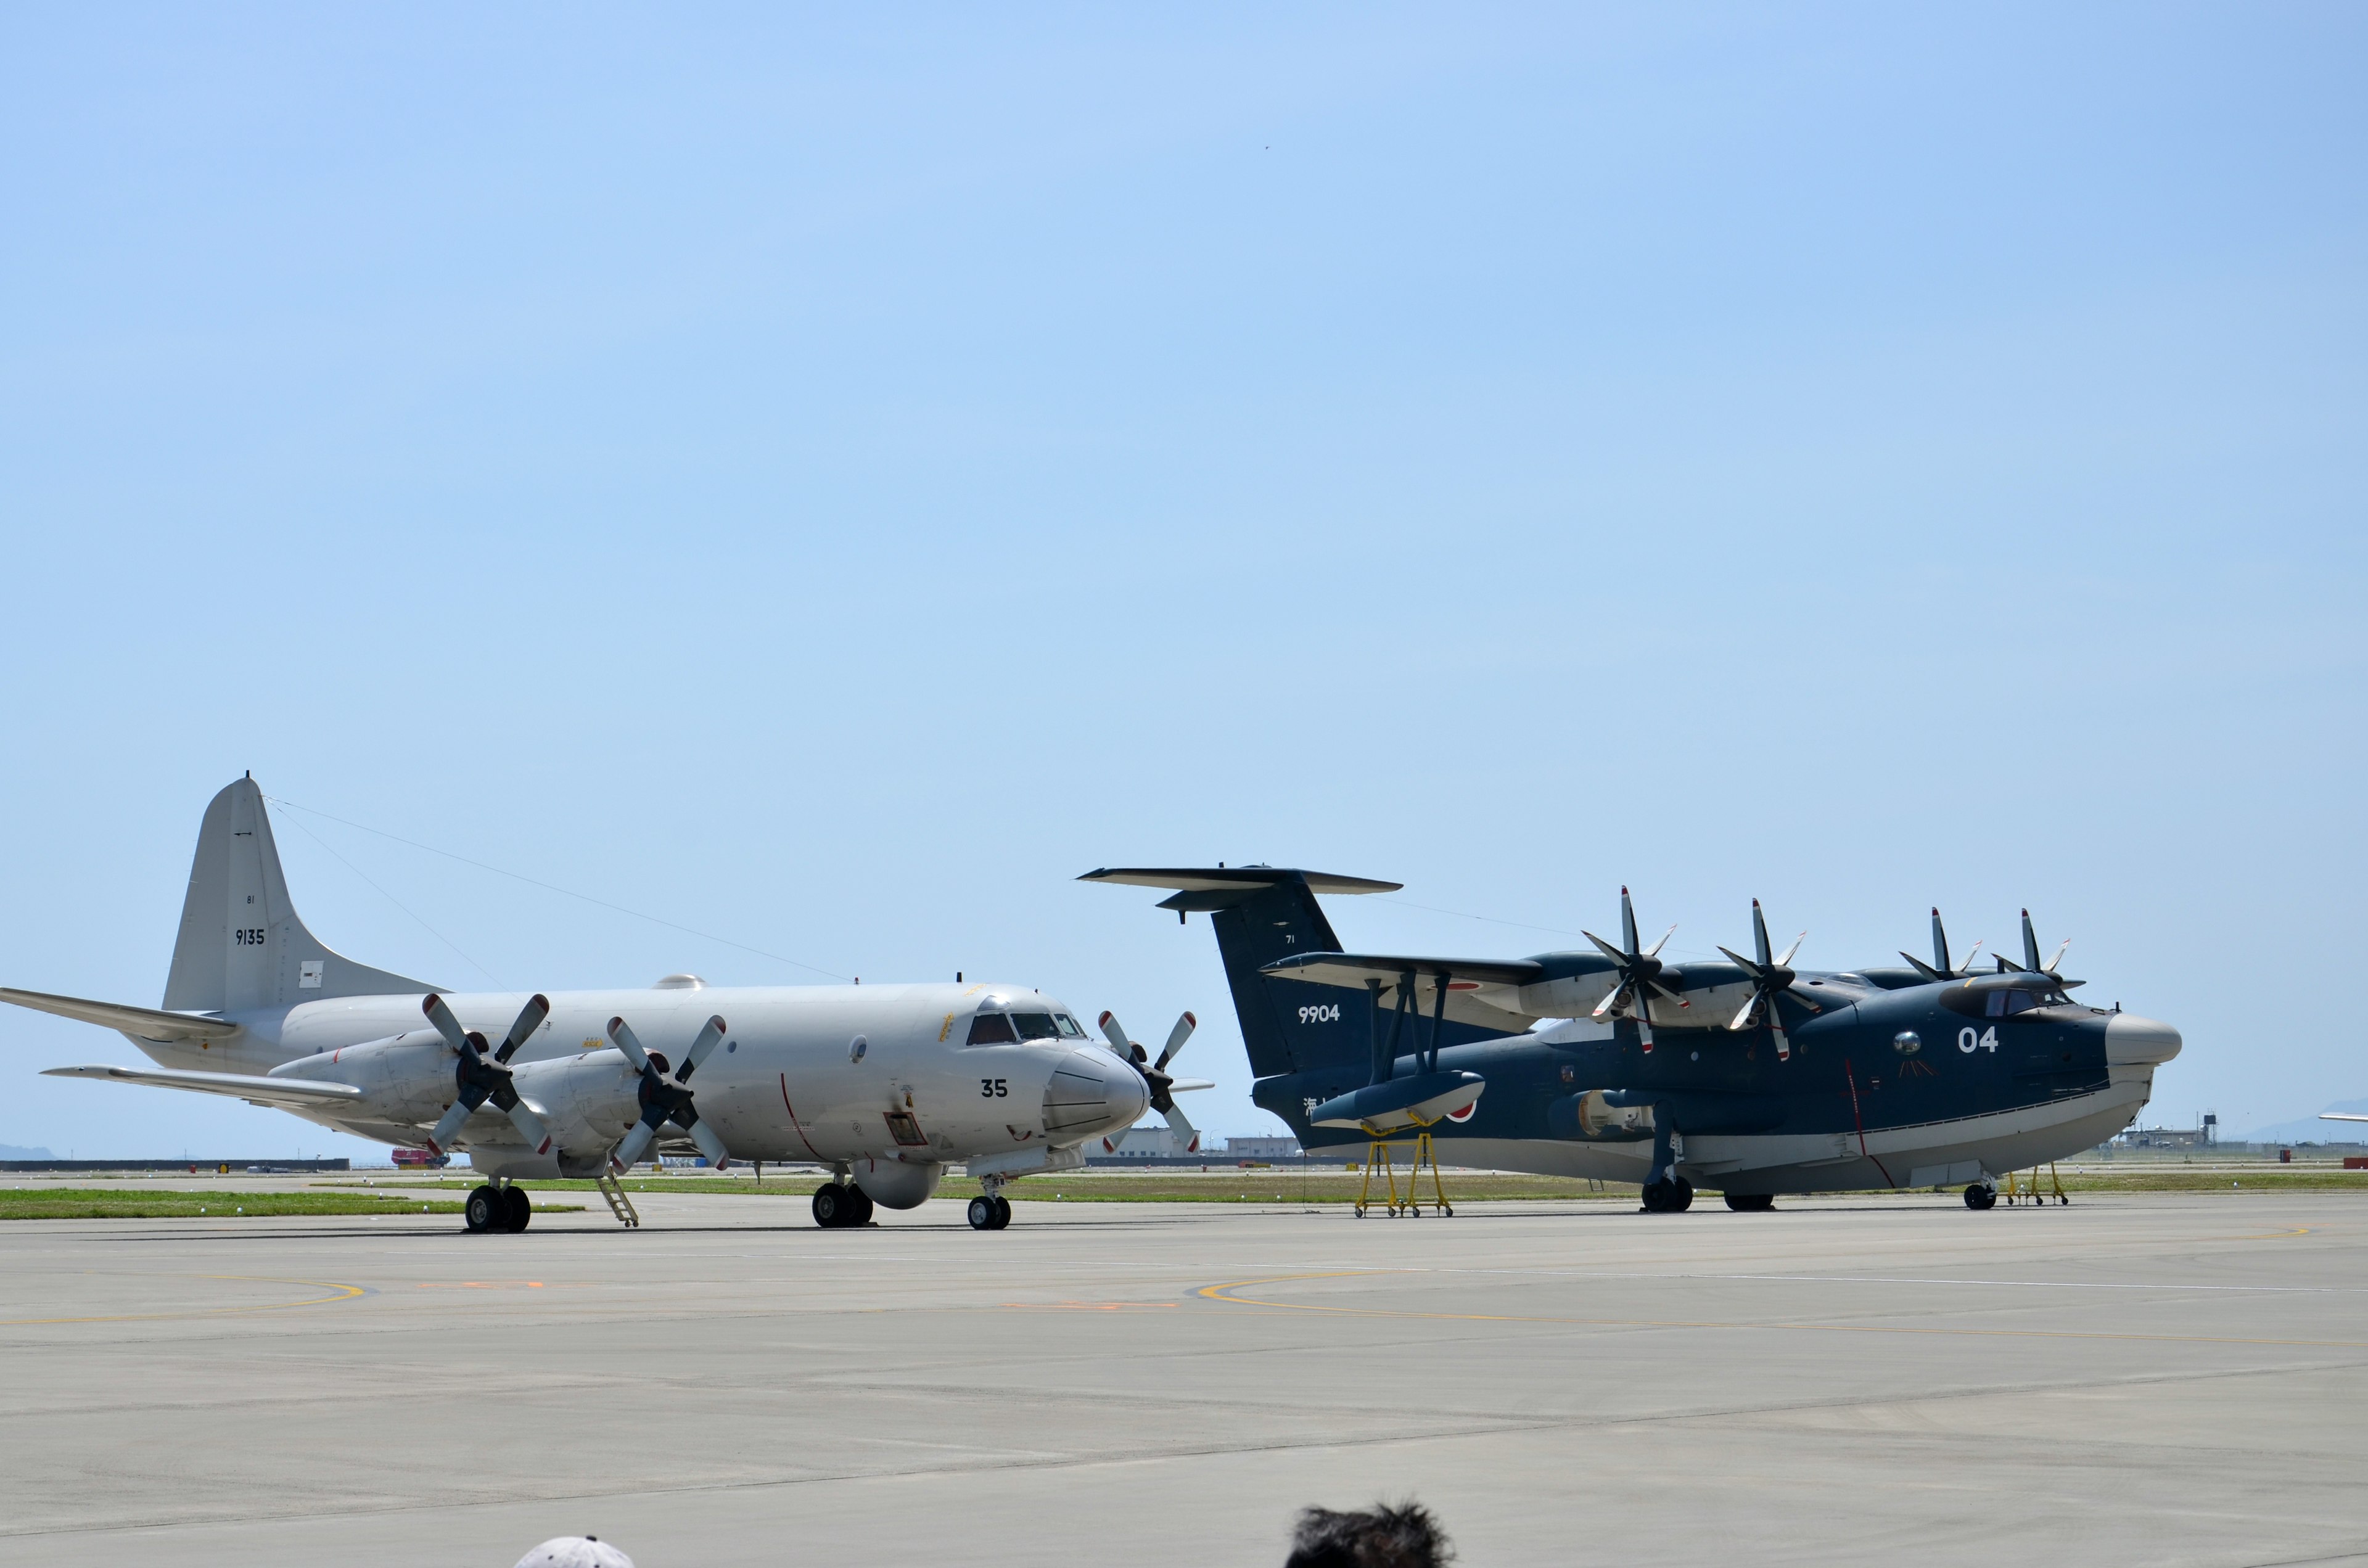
3, 987, 245, 1044
43, 1062, 360, 1108
1262, 952, 1545, 988
1079, 866, 1401, 904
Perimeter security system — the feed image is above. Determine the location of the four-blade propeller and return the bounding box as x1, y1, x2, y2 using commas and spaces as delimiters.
423, 993, 554, 1157
1100, 1009, 1201, 1152
607, 1014, 732, 1172
1582, 887, 1687, 1052
1716, 900, 1814, 1061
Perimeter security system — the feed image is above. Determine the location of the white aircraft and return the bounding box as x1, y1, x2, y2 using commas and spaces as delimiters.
12, 777, 1207, 1233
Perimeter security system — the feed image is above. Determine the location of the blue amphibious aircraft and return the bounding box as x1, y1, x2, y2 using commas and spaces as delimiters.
1083, 868, 2182, 1211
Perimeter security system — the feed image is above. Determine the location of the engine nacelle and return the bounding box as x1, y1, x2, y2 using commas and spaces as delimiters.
510, 1051, 644, 1170
851, 1154, 945, 1209
1548, 1089, 1656, 1141
269, 1030, 454, 1122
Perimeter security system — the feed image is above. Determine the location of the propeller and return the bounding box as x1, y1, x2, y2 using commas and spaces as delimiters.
1994, 909, 2080, 987
1582, 887, 1687, 1053
607, 1014, 732, 1171
1716, 899, 1814, 1061
1899, 907, 1985, 982
1099, 1009, 1201, 1152
423, 993, 553, 1157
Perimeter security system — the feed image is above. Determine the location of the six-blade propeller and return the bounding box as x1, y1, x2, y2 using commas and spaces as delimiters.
1996, 909, 2080, 987
423, 993, 554, 1157
1716, 900, 1814, 1061
1899, 907, 1986, 982
1582, 887, 1687, 1052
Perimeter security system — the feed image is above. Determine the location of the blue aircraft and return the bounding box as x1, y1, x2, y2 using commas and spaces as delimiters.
1082, 868, 2181, 1211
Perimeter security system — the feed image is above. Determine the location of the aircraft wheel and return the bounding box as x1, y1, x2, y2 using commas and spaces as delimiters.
1724, 1193, 1775, 1212
967, 1196, 998, 1231
501, 1186, 532, 1232
812, 1185, 850, 1228
990, 1195, 1012, 1229
1964, 1182, 1997, 1210
1641, 1180, 1671, 1213
849, 1186, 875, 1226
1671, 1178, 1695, 1212
464, 1185, 500, 1233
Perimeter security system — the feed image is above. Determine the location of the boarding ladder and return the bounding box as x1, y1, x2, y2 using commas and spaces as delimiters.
594, 1167, 641, 1228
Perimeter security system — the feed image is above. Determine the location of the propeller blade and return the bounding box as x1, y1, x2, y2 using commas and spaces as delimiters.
504, 1098, 554, 1157
685, 1117, 731, 1169
1161, 1099, 1200, 1154
1771, 1013, 1791, 1061
1097, 1011, 1135, 1057
2021, 909, 2042, 972
610, 1119, 659, 1172
1930, 907, 1950, 974
1165, 1077, 1216, 1092
607, 1016, 653, 1074
2044, 939, 2071, 975
1619, 887, 1639, 956
1716, 945, 1766, 980
1637, 1009, 1655, 1053
1154, 1011, 1197, 1073
426, 1096, 477, 1155
1751, 899, 1773, 968
1728, 993, 1761, 1032
494, 994, 551, 1063
1642, 923, 1677, 960
1774, 932, 1806, 967
1591, 977, 1633, 1019
422, 994, 476, 1059
1900, 951, 1945, 982
1580, 929, 1630, 965
1958, 938, 1985, 975
676, 1016, 729, 1082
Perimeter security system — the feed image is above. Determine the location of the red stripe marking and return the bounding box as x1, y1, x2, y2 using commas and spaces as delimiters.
779, 1073, 827, 1162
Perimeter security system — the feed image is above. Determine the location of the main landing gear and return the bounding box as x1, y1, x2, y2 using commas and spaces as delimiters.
1964, 1181, 1999, 1210
464, 1183, 532, 1233
1641, 1176, 1694, 1213
812, 1183, 874, 1229
966, 1194, 1012, 1231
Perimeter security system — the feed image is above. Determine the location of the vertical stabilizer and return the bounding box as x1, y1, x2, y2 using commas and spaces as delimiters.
162, 778, 436, 1013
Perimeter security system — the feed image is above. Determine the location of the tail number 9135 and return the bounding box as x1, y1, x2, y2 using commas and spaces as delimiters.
1298, 1004, 1342, 1025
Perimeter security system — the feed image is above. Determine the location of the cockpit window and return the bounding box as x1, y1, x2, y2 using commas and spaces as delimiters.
1985, 989, 2055, 1017
1009, 1011, 1061, 1041
966, 1012, 1018, 1046
1053, 1013, 1085, 1038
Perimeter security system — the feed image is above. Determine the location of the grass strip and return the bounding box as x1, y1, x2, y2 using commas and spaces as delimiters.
0, 1188, 584, 1219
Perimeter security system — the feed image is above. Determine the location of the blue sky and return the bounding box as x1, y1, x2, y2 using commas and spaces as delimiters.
2, 4, 2361, 1159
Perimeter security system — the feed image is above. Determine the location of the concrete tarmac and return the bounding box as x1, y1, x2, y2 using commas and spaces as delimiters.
1, 1188, 2362, 1567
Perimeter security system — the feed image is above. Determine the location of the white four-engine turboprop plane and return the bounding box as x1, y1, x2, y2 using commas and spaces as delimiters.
12, 777, 1204, 1233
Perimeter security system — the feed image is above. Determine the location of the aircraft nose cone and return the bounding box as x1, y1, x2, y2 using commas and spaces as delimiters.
2105, 1012, 2182, 1065
1041, 1048, 1150, 1139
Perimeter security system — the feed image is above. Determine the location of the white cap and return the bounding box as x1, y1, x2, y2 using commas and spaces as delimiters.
514, 1538, 633, 1568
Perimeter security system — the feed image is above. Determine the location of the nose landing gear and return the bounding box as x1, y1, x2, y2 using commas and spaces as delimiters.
1964, 1181, 1999, 1210
966, 1192, 1012, 1230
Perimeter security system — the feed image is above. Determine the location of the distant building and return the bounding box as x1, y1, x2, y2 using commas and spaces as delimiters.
1092, 1129, 1304, 1160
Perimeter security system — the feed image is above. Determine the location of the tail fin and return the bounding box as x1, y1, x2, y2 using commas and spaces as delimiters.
162, 777, 436, 1014
1080, 867, 1401, 1079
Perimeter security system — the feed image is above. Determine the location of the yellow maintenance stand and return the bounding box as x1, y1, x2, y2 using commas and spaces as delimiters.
2002, 1163, 2069, 1205
1354, 1127, 1453, 1218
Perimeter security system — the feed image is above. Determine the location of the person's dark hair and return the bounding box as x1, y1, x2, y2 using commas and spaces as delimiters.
1285, 1501, 1453, 1568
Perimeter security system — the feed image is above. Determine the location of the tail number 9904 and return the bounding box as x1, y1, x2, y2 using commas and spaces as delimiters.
1298, 1004, 1341, 1025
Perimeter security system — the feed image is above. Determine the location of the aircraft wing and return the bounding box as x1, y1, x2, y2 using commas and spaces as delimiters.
4, 987, 245, 1044
1262, 953, 1547, 988
41, 1063, 360, 1109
